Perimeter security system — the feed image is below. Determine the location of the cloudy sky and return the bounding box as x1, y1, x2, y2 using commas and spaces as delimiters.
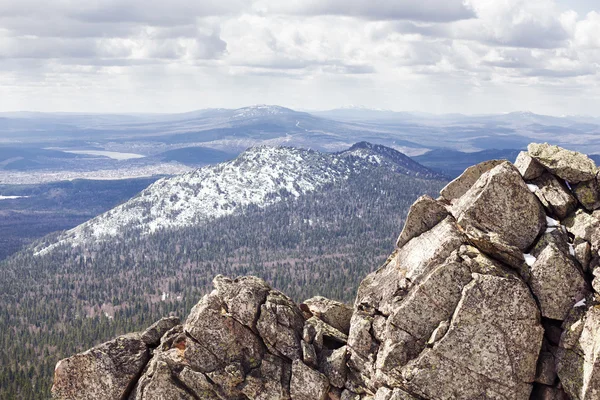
0, 0, 599, 115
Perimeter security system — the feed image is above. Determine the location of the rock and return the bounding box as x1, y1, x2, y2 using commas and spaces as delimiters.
440, 159, 505, 202
303, 296, 353, 335
213, 275, 271, 330
565, 209, 600, 252
303, 340, 318, 367
140, 316, 180, 347
178, 367, 222, 399
373, 387, 419, 400
574, 237, 592, 272
290, 360, 330, 400
535, 349, 557, 386
573, 176, 600, 211
528, 143, 598, 183
529, 243, 588, 320
318, 346, 347, 388
257, 291, 305, 360
462, 226, 528, 278
401, 274, 544, 400
132, 359, 196, 400
395, 195, 449, 248
241, 353, 292, 400
52, 333, 149, 400
451, 161, 545, 250
375, 256, 472, 383
184, 290, 265, 372
556, 306, 600, 399
530, 173, 578, 219
356, 216, 466, 316
530, 384, 569, 400
515, 151, 546, 180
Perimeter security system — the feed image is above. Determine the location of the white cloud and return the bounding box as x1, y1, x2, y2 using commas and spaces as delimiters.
0, 0, 599, 115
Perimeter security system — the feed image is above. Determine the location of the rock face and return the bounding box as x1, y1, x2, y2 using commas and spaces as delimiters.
53, 142, 600, 400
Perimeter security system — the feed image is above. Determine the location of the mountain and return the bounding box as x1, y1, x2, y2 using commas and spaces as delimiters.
414, 148, 522, 178
51, 143, 600, 400
34, 143, 444, 255
0, 142, 447, 399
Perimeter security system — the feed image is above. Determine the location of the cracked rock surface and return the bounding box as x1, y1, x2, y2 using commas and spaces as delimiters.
52, 143, 600, 400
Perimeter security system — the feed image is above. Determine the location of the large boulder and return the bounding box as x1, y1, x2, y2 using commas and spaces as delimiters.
556, 306, 600, 399
440, 159, 505, 202
515, 151, 545, 180
52, 333, 149, 400
528, 143, 597, 184
302, 296, 353, 335
401, 274, 544, 399
451, 161, 546, 250
395, 195, 449, 248
529, 243, 588, 320
530, 173, 578, 220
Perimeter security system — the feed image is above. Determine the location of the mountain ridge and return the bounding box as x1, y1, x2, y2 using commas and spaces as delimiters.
34, 143, 442, 255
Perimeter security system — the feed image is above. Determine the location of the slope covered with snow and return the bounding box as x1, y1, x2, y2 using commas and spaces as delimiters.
35, 143, 440, 254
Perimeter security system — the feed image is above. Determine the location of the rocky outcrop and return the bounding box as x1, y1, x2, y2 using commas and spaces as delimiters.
52, 142, 600, 400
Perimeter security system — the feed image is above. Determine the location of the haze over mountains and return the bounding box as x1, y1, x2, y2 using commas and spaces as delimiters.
2, 105, 600, 185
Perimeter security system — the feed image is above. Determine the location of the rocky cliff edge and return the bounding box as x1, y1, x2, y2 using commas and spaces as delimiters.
52, 143, 600, 400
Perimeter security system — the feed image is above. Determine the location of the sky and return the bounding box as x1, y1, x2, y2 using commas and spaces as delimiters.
0, 0, 599, 115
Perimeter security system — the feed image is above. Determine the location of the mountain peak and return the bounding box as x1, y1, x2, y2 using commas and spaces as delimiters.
231, 105, 298, 119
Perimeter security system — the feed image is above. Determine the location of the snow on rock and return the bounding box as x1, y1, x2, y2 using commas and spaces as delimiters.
524, 253, 537, 267
34, 145, 399, 255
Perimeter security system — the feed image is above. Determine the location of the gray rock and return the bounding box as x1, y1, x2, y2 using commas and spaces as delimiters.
515, 151, 546, 180
373, 387, 419, 400
530, 172, 578, 219
530, 384, 569, 400
257, 291, 305, 360
318, 346, 347, 389
565, 209, 600, 252
573, 176, 600, 211
177, 367, 222, 399
52, 333, 149, 400
395, 195, 449, 248
535, 350, 557, 386
574, 238, 592, 272
140, 316, 180, 347
302, 296, 353, 335
240, 353, 292, 400
529, 243, 588, 320
213, 275, 271, 331
451, 161, 545, 250
528, 143, 598, 184
132, 359, 195, 400
556, 306, 600, 399
290, 360, 330, 400
401, 274, 544, 400
356, 216, 466, 316
440, 159, 505, 202
184, 290, 265, 372
302, 340, 318, 368
376, 257, 471, 383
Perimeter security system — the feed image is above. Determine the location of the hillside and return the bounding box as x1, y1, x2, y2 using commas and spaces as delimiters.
0, 143, 447, 399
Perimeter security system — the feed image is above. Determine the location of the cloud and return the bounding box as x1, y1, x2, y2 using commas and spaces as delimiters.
0, 0, 599, 115
258, 0, 476, 22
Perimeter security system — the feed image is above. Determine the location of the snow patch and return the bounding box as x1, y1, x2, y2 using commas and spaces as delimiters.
527, 184, 539, 192
524, 254, 537, 267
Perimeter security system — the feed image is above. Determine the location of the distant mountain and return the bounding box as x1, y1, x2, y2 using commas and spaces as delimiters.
34, 142, 442, 254
414, 148, 523, 178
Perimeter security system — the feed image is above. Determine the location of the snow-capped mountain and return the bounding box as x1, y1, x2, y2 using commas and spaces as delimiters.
34, 143, 441, 254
